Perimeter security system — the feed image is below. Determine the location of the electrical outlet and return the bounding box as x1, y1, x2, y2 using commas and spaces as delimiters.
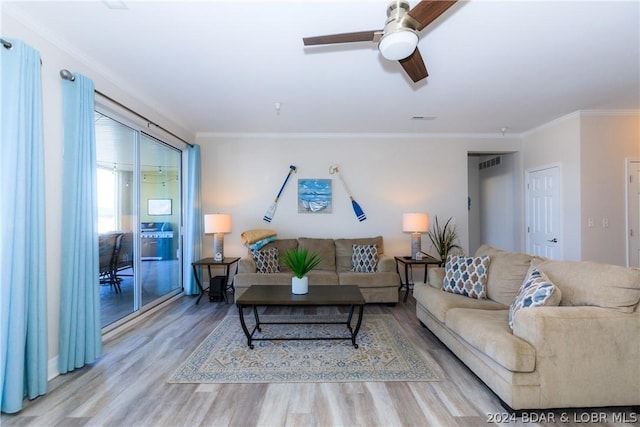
588, 218, 595, 228
602, 218, 609, 228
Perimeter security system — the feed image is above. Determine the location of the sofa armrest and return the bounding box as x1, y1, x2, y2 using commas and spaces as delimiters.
377, 254, 395, 272
238, 257, 257, 273
513, 306, 640, 407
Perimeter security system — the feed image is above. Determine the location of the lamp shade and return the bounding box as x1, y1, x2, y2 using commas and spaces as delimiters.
379, 30, 418, 61
204, 214, 232, 234
402, 213, 429, 233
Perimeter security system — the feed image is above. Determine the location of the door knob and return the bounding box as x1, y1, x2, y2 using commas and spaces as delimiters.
547, 238, 558, 243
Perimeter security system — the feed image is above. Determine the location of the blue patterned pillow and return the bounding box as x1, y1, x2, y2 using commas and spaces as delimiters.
351, 244, 378, 273
509, 268, 561, 329
251, 247, 280, 274
442, 255, 490, 299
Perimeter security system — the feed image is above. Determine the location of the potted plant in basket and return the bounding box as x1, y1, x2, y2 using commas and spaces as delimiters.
281, 248, 322, 295
427, 216, 462, 266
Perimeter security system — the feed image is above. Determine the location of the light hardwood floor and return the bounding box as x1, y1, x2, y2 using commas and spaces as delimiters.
2, 292, 637, 427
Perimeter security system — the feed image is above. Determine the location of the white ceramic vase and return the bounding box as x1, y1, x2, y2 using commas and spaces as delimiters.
291, 276, 309, 295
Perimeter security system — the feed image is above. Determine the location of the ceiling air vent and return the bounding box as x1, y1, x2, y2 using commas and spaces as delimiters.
479, 156, 502, 170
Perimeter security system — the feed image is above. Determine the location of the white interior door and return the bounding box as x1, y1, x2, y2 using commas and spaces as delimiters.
526, 165, 562, 259
626, 159, 640, 267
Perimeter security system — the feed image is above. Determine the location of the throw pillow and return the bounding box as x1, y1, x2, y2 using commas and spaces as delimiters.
509, 267, 561, 329
251, 247, 280, 274
351, 244, 378, 273
442, 255, 490, 299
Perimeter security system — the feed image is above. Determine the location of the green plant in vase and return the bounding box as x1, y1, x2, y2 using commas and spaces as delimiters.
281, 248, 322, 294
427, 216, 462, 266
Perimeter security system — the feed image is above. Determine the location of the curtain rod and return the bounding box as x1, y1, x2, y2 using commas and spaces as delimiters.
59, 69, 194, 148
2, 37, 43, 65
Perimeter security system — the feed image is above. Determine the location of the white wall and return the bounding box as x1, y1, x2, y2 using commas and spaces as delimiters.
522, 113, 582, 260
197, 134, 522, 260
3, 11, 194, 375
522, 111, 640, 265
475, 153, 522, 253
580, 112, 640, 265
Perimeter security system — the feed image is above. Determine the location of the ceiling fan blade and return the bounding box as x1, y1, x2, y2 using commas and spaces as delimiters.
399, 48, 428, 82
303, 30, 380, 46
408, 0, 457, 31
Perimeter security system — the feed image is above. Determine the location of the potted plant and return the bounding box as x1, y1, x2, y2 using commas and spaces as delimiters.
427, 216, 462, 266
280, 247, 322, 294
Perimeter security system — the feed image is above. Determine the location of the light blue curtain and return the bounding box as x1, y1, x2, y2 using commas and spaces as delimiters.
58, 73, 101, 374
0, 39, 48, 414
183, 144, 202, 295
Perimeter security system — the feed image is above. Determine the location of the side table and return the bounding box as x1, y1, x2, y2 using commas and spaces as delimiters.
191, 257, 241, 304
395, 255, 441, 302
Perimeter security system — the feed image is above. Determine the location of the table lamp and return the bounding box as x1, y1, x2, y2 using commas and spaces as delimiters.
402, 213, 429, 260
204, 214, 232, 262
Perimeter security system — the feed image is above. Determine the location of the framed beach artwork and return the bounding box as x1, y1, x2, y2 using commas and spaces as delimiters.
298, 179, 332, 214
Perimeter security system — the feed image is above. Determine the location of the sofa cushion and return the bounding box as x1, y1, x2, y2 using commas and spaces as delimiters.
306, 270, 340, 285
335, 236, 384, 272
509, 267, 561, 328
532, 259, 640, 313
428, 267, 445, 289
376, 255, 396, 273
475, 245, 536, 306
351, 244, 378, 273
443, 255, 490, 299
339, 271, 399, 288
235, 272, 293, 287
414, 283, 507, 323
250, 247, 280, 273
298, 238, 336, 271
445, 308, 536, 372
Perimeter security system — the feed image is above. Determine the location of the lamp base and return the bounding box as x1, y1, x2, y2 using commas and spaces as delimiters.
213, 233, 224, 262
410, 233, 421, 260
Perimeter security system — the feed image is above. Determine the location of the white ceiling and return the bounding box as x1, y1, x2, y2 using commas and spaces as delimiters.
4, 0, 640, 136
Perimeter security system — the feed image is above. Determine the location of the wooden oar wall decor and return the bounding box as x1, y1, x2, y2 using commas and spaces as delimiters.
329, 164, 367, 222
263, 165, 297, 223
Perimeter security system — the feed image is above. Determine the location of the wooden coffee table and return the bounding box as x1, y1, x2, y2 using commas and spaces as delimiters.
236, 285, 365, 349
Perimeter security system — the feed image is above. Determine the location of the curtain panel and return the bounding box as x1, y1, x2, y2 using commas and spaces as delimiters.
183, 144, 202, 295
0, 39, 48, 414
58, 73, 102, 374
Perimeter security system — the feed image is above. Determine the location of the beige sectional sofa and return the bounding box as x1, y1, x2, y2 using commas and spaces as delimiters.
414, 245, 640, 410
235, 236, 400, 303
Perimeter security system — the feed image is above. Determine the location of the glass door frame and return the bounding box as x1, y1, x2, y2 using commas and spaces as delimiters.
96, 97, 187, 333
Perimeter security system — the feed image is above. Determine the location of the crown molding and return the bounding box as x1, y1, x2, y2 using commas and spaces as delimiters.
579, 109, 640, 117
521, 109, 640, 138
195, 131, 523, 140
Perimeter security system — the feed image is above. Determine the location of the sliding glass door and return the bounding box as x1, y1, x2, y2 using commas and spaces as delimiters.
96, 112, 183, 328
139, 134, 182, 306
96, 112, 137, 326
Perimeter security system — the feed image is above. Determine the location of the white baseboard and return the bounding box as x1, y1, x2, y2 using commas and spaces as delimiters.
48, 356, 59, 381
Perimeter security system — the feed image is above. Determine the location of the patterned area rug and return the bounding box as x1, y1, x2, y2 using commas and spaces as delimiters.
168, 314, 440, 383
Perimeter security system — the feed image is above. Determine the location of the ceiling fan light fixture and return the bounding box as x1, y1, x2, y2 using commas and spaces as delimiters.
379, 30, 418, 61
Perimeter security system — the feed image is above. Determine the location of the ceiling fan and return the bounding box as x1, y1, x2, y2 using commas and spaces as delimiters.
303, 0, 457, 83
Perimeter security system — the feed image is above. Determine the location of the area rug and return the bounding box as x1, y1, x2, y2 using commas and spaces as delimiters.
168, 314, 440, 383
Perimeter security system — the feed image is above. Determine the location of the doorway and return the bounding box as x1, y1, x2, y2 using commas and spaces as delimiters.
467, 152, 521, 254
626, 158, 640, 267
525, 164, 562, 259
